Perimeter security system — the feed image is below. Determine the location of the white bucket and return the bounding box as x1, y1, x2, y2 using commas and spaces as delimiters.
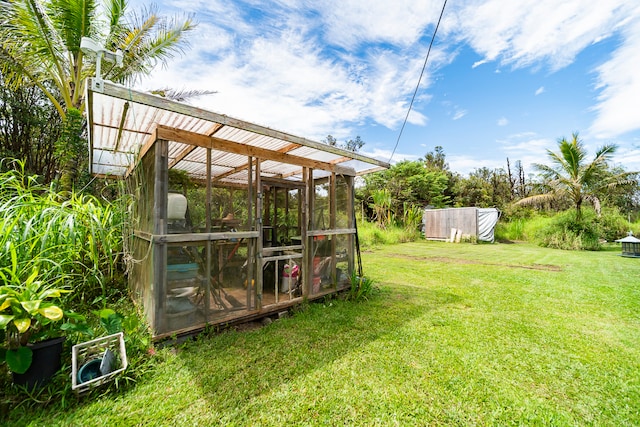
281, 276, 291, 292
167, 193, 188, 220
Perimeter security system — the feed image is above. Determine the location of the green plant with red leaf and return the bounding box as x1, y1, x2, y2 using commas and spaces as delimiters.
0, 245, 70, 374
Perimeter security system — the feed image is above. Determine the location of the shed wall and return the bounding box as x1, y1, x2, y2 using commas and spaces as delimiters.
423, 207, 478, 240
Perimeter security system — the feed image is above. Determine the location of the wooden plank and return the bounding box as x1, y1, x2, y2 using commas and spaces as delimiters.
263, 253, 303, 263
212, 159, 257, 182
125, 127, 158, 178
307, 228, 356, 236
85, 86, 96, 174
261, 176, 305, 189
256, 159, 263, 309
262, 245, 304, 253
247, 157, 254, 309
154, 231, 258, 243
113, 101, 130, 153
153, 138, 168, 333
346, 175, 355, 275
155, 125, 354, 174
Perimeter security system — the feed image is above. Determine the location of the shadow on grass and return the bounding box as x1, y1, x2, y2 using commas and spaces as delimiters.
168, 287, 462, 422
3, 286, 461, 425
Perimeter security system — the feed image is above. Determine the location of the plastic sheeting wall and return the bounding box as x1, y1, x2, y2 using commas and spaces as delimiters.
423, 207, 500, 242
477, 208, 500, 243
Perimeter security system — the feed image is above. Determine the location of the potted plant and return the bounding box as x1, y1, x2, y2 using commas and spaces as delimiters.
0, 249, 71, 388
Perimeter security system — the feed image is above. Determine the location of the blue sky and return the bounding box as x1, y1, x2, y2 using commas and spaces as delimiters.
132, 0, 640, 175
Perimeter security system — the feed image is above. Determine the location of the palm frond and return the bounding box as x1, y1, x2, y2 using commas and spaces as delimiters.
515, 192, 557, 207
150, 88, 217, 102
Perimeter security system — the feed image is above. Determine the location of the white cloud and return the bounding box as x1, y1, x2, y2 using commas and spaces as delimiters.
367, 147, 420, 165
448, 155, 505, 175
317, 0, 443, 49
472, 59, 488, 69
497, 133, 557, 173
130, 0, 640, 162
133, 0, 461, 140
452, 109, 467, 120
497, 117, 509, 126
455, 0, 635, 70
590, 15, 640, 138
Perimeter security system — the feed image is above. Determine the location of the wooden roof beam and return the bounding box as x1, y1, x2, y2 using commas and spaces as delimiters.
155, 125, 353, 175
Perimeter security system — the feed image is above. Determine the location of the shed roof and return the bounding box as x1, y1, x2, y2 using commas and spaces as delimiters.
85, 79, 390, 184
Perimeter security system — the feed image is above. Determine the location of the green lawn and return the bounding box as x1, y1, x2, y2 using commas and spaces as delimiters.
7, 241, 640, 426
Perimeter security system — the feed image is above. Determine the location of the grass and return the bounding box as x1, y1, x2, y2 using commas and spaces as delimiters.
5, 241, 640, 426
357, 219, 421, 248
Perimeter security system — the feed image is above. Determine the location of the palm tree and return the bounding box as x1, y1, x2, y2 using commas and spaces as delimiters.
516, 132, 637, 220
0, 0, 195, 189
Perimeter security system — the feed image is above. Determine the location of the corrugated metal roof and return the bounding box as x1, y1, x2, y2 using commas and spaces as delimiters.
86, 80, 389, 183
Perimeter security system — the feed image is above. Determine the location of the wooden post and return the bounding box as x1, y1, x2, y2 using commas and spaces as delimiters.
256, 159, 263, 309
273, 186, 278, 246
302, 167, 310, 296
297, 188, 302, 237
204, 148, 212, 320
153, 138, 168, 333
246, 156, 254, 309
285, 189, 290, 241
330, 172, 337, 287
345, 175, 355, 278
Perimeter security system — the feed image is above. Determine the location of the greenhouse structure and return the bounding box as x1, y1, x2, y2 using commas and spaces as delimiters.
85, 79, 389, 339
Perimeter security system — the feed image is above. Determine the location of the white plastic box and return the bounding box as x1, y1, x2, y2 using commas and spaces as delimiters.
71, 332, 128, 394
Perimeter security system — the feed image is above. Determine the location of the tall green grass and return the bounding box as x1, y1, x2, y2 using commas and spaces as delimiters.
495, 207, 639, 249
495, 214, 553, 242
0, 160, 125, 306
357, 219, 421, 248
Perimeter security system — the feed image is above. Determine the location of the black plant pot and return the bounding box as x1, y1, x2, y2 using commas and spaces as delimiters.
12, 337, 65, 389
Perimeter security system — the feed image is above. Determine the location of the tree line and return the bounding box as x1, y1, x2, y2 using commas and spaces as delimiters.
356, 140, 639, 228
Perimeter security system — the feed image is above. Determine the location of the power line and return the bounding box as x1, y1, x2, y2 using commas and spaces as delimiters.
389, 0, 448, 163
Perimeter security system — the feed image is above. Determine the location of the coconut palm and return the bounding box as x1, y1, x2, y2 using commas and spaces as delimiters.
0, 0, 195, 189
516, 132, 637, 220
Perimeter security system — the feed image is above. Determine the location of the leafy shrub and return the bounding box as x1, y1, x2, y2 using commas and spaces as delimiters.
597, 207, 633, 242
535, 209, 601, 250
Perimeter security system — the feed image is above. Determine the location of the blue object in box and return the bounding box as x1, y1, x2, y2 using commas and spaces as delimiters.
167, 263, 199, 281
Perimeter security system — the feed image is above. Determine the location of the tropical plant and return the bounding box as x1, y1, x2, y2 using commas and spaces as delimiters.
0, 245, 70, 374
346, 271, 376, 301
371, 189, 393, 228
360, 160, 449, 222
402, 203, 423, 232
0, 0, 195, 190
517, 133, 637, 220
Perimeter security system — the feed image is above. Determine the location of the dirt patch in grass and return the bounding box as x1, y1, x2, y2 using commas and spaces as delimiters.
392, 255, 563, 272
233, 321, 265, 332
